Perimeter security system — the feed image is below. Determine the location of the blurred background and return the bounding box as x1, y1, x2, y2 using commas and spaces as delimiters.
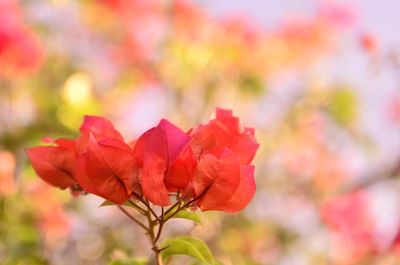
1, 0, 400, 264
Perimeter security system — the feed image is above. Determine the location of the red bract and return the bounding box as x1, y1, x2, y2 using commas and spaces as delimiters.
133, 119, 191, 206
164, 146, 197, 193
26, 138, 77, 189
192, 149, 241, 211
76, 115, 124, 154
191, 108, 259, 164
75, 135, 137, 204
189, 108, 259, 212
27, 109, 259, 213
75, 116, 137, 203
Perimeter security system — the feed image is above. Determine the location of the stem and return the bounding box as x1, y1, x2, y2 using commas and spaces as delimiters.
162, 201, 181, 220
118, 192, 205, 265
117, 205, 148, 231
128, 199, 147, 214
133, 192, 160, 221
156, 252, 163, 265
142, 204, 164, 265
145, 200, 161, 221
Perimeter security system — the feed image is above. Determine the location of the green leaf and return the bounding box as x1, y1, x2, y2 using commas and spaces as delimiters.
172, 210, 202, 224
164, 203, 180, 219
100, 200, 115, 207
161, 236, 214, 265
164, 204, 201, 224
99, 200, 140, 210
239, 74, 265, 95
328, 88, 358, 126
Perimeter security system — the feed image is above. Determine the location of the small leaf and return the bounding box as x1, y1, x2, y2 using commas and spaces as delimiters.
173, 210, 202, 224
99, 200, 141, 210
327, 88, 358, 126
161, 236, 214, 265
164, 204, 202, 224
100, 200, 115, 207
164, 203, 180, 219
239, 74, 265, 95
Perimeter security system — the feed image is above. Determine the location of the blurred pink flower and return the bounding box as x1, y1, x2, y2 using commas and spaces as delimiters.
27, 183, 71, 243
388, 95, 400, 125
0, 150, 16, 196
220, 15, 263, 46
318, 1, 359, 29
0, 0, 44, 78
39, 205, 71, 242
171, 0, 212, 40
101, 0, 165, 64
321, 192, 377, 264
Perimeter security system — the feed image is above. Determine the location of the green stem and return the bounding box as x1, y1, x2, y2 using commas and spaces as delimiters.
118, 196, 204, 265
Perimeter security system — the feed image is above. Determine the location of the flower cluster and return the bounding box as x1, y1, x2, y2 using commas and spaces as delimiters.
27, 108, 259, 213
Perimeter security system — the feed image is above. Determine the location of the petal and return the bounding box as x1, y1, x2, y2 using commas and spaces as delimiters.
41, 136, 54, 144
191, 125, 216, 158
54, 138, 76, 150
74, 154, 95, 194
97, 137, 139, 193
229, 134, 259, 164
215, 108, 233, 119
209, 117, 240, 145
76, 116, 124, 154
193, 149, 241, 211
244, 127, 255, 137
158, 119, 191, 165
165, 146, 197, 191
79, 115, 124, 140
212, 165, 256, 213
74, 136, 132, 204
26, 145, 76, 189
134, 127, 170, 206
191, 108, 259, 164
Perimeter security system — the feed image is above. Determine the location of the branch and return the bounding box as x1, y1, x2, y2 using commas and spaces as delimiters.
133, 192, 160, 221
117, 205, 148, 231
128, 199, 147, 214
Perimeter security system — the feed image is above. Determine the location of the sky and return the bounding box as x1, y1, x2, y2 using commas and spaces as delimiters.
207, 0, 400, 46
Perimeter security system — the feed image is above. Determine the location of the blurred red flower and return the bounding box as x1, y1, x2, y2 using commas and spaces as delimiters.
359, 32, 378, 55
